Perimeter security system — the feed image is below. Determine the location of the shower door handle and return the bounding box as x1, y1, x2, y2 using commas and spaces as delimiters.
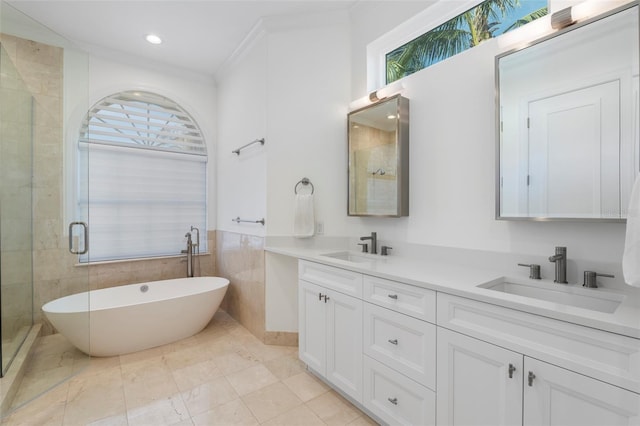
68, 222, 88, 255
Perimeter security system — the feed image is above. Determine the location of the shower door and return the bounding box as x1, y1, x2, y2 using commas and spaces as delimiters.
0, 42, 34, 375
0, 2, 91, 414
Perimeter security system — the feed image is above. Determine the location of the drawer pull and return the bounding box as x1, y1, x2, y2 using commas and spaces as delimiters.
528, 371, 536, 386
388, 397, 398, 405
388, 339, 398, 345
508, 363, 516, 379
388, 294, 398, 300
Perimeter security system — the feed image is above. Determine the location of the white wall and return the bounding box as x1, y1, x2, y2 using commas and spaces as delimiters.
85, 54, 218, 229
335, 2, 628, 266
216, 35, 268, 237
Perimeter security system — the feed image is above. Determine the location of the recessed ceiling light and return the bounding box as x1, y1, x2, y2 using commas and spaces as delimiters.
145, 34, 162, 45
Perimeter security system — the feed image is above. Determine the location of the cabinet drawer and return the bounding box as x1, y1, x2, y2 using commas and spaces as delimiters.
299, 261, 362, 298
437, 293, 640, 394
364, 303, 435, 390
363, 275, 436, 323
363, 355, 435, 426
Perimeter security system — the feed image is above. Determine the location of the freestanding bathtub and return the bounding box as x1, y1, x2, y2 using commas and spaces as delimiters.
42, 277, 229, 357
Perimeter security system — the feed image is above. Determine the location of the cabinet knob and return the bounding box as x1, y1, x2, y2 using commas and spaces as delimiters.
323, 295, 330, 303
508, 363, 516, 379
318, 292, 323, 301
528, 371, 536, 386
388, 294, 398, 300
387, 397, 398, 405
388, 339, 398, 345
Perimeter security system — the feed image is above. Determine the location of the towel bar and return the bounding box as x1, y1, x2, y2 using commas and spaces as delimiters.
232, 138, 265, 155
232, 217, 265, 225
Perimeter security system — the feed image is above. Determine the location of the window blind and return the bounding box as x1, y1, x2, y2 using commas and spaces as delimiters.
77, 91, 207, 262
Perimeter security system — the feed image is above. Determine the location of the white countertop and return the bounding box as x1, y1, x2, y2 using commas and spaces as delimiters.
266, 245, 640, 340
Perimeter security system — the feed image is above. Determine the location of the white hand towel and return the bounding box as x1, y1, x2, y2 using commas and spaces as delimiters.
294, 193, 315, 238
623, 175, 640, 287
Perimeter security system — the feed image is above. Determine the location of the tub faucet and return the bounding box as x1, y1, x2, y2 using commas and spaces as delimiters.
360, 232, 377, 254
182, 232, 194, 278
548, 246, 567, 284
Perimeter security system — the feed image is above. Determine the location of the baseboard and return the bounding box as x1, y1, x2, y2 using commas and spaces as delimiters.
264, 331, 298, 346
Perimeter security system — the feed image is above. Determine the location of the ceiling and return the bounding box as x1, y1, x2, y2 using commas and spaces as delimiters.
6, 1, 358, 76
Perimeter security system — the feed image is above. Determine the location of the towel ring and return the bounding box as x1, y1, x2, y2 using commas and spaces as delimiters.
295, 177, 314, 195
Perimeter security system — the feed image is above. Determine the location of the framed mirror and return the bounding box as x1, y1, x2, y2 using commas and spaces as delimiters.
348, 95, 409, 217
496, 2, 639, 221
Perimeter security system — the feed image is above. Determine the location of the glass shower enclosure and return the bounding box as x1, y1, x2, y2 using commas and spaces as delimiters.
0, 42, 34, 375
0, 1, 91, 415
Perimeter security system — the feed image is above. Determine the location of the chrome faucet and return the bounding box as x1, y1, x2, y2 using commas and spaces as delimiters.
548, 246, 567, 284
182, 232, 194, 278
360, 232, 377, 254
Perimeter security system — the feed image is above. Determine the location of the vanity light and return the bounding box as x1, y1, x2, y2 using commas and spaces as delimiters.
145, 34, 162, 45
551, 7, 576, 29
349, 80, 404, 110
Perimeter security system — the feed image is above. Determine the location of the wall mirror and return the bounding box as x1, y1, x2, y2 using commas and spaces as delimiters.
496, 2, 639, 221
348, 95, 409, 217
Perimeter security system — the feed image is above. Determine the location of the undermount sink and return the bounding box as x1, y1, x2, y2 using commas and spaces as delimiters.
478, 278, 625, 313
320, 251, 379, 264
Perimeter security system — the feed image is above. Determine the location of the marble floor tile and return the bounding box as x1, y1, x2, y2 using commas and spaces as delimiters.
126, 393, 190, 426
2, 310, 374, 425
262, 404, 326, 426
225, 364, 279, 396
191, 398, 259, 426
180, 376, 238, 416
241, 381, 303, 423
63, 365, 126, 425
263, 353, 306, 380
282, 371, 330, 402
306, 391, 362, 426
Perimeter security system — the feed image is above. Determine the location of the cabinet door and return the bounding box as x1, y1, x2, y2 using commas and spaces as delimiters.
326, 288, 363, 403
298, 280, 326, 374
437, 328, 523, 426
524, 357, 640, 426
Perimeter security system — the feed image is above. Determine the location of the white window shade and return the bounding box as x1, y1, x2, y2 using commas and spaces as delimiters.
77, 91, 207, 262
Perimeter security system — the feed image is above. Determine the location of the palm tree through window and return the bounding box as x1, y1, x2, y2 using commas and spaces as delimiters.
386, 0, 548, 83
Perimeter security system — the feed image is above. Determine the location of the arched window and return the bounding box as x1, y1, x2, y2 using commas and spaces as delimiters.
77, 90, 207, 262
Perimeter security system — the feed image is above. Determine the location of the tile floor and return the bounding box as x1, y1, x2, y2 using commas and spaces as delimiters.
2, 311, 376, 426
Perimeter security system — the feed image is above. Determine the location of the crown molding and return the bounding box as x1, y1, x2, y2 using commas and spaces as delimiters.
215, 9, 349, 82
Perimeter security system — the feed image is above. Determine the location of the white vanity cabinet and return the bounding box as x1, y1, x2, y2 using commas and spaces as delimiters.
437, 327, 523, 426
437, 293, 640, 426
298, 262, 363, 403
298, 261, 437, 425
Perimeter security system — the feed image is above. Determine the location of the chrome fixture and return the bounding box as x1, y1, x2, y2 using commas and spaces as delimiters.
381, 246, 392, 256
294, 177, 314, 194
190, 225, 200, 251
182, 232, 194, 278
583, 271, 615, 288
518, 263, 541, 279
232, 138, 264, 155
548, 246, 568, 284
360, 232, 377, 255
232, 217, 265, 225
357, 242, 369, 253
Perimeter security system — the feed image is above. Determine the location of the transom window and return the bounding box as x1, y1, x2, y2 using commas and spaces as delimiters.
386, 0, 548, 83
77, 90, 207, 262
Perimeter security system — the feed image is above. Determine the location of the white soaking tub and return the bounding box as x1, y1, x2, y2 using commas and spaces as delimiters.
42, 277, 229, 356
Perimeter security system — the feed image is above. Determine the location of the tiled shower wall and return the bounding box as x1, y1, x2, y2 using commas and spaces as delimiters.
3, 34, 217, 335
